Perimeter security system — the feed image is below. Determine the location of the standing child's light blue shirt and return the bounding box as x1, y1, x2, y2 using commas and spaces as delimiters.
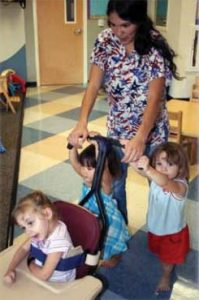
147, 179, 188, 236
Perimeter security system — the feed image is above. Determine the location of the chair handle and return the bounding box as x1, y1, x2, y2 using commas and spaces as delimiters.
66, 135, 124, 150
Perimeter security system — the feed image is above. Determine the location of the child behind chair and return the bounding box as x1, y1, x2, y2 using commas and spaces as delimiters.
69, 139, 131, 268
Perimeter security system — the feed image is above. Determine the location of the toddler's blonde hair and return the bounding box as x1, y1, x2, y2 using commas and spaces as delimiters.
13, 191, 58, 224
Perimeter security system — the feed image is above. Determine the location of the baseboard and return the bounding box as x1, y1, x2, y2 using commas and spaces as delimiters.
167, 96, 190, 101
26, 81, 37, 87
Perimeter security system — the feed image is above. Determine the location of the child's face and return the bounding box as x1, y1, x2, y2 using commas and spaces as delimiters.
155, 151, 179, 179
16, 209, 50, 241
81, 165, 95, 187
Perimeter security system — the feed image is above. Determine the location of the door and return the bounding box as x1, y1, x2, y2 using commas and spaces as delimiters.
36, 0, 83, 85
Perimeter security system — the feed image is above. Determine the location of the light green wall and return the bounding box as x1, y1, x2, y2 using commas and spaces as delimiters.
87, 19, 107, 78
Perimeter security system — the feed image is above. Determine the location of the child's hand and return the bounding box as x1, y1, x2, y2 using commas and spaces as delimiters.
3, 270, 16, 285
137, 155, 150, 172
88, 131, 101, 138
88, 132, 100, 158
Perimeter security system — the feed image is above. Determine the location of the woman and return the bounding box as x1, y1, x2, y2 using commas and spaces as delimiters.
67, 0, 180, 223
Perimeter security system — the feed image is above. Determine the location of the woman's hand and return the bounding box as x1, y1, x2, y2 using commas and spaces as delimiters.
67, 123, 88, 148
120, 137, 146, 163
3, 270, 16, 285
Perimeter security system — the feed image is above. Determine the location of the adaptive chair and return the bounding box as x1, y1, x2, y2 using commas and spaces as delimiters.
0, 201, 103, 299
0, 135, 120, 299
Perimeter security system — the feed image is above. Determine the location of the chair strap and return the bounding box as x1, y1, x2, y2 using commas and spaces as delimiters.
30, 245, 86, 271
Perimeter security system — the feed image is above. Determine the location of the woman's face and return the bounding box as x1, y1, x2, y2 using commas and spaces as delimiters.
108, 12, 138, 46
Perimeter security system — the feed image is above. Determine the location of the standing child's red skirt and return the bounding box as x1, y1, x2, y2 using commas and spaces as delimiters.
148, 225, 190, 264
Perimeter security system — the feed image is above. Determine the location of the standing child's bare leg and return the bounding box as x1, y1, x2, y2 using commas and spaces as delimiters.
156, 262, 174, 293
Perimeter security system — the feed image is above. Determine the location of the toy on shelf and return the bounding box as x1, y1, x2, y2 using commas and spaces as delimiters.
0, 137, 6, 153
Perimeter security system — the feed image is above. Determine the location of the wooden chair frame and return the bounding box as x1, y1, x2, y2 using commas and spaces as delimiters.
0, 76, 20, 114
168, 110, 198, 164
168, 111, 182, 144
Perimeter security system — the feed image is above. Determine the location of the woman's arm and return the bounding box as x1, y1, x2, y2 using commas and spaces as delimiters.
4, 238, 31, 284
122, 77, 165, 163
28, 251, 63, 281
67, 65, 104, 147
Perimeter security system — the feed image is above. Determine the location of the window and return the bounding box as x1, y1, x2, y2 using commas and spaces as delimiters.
192, 29, 199, 68
155, 0, 168, 27
88, 0, 108, 19
65, 0, 76, 23
189, 0, 199, 70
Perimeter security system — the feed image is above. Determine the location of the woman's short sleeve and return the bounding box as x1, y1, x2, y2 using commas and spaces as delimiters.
90, 30, 109, 71
148, 48, 172, 86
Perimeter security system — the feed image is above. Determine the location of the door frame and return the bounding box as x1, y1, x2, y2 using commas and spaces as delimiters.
33, 0, 88, 86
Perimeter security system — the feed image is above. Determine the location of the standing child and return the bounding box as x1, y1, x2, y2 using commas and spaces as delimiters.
131, 142, 190, 293
69, 139, 130, 268
4, 191, 76, 284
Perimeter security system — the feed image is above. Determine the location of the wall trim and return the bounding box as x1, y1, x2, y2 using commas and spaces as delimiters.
26, 81, 37, 87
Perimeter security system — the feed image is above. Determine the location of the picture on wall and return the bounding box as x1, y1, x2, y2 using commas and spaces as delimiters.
155, 0, 168, 27
88, 0, 108, 18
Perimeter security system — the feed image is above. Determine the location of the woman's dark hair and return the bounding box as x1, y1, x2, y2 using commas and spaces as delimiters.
107, 0, 180, 79
150, 142, 189, 181
79, 144, 121, 178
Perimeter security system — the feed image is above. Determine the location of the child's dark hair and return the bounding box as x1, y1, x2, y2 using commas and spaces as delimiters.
150, 142, 189, 181
107, 0, 180, 79
13, 191, 58, 223
79, 144, 121, 178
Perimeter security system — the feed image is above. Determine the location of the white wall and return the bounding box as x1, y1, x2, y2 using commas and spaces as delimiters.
166, 0, 198, 98
0, 1, 36, 82
149, 0, 199, 98
0, 2, 25, 61
169, 0, 199, 98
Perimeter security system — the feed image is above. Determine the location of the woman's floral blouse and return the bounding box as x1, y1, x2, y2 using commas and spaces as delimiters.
90, 28, 172, 148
